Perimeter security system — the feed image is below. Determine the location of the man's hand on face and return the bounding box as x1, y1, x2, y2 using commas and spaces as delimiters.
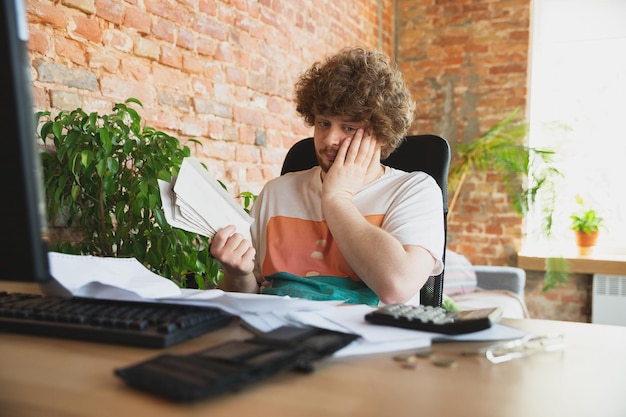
322, 128, 381, 201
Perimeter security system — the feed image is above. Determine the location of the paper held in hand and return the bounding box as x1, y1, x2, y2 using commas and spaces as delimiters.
158, 157, 253, 241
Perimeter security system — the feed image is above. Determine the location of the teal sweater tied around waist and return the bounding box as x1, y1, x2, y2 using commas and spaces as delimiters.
261, 272, 380, 306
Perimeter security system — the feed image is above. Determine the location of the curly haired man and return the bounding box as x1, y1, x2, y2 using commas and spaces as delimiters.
210, 47, 444, 306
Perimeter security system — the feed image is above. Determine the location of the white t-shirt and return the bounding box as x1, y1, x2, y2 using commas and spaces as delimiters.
250, 165, 444, 284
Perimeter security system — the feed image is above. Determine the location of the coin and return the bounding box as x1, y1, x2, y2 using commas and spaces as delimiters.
415, 350, 434, 358
393, 353, 417, 363
432, 358, 457, 368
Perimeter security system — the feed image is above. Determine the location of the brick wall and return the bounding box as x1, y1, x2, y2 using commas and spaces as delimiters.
525, 271, 592, 322
26, 0, 393, 196
26, 0, 584, 321
396, 0, 530, 267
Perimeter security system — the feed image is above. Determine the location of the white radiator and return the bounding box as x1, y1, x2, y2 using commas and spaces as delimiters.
592, 274, 626, 326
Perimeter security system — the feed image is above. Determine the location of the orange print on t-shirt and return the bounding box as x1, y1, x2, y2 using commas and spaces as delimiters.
261, 215, 384, 281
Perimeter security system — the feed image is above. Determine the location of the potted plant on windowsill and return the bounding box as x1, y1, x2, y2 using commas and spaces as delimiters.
570, 196, 604, 256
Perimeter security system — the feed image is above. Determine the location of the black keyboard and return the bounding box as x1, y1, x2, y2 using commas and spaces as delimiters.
0, 291, 233, 348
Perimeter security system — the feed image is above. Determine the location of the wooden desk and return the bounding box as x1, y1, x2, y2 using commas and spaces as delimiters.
1, 281, 625, 417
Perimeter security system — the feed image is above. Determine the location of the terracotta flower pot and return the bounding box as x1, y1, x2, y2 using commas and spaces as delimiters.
574, 230, 599, 256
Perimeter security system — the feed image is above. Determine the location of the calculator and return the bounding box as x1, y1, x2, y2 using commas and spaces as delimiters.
364, 304, 503, 335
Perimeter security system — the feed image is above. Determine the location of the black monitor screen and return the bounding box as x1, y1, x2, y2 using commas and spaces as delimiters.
1, 0, 52, 283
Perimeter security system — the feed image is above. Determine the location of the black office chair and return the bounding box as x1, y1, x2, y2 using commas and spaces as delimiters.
280, 135, 450, 307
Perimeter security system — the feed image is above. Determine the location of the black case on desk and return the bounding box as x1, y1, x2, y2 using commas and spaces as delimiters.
114, 325, 359, 402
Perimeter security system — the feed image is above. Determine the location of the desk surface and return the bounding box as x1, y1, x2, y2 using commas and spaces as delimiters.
1, 281, 626, 417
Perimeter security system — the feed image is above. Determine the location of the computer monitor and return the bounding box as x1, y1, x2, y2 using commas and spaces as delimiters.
1, 0, 52, 284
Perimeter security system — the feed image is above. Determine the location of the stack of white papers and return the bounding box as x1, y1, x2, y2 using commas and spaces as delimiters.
158, 157, 253, 240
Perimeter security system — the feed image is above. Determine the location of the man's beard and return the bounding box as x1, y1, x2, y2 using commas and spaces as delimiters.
316, 148, 336, 173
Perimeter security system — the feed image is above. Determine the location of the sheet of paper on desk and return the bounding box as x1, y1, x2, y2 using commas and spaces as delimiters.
163, 289, 343, 317
287, 304, 433, 357
48, 252, 183, 299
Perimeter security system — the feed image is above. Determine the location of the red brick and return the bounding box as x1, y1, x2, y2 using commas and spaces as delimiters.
236, 144, 262, 163
71, 14, 102, 43
124, 7, 151, 35
160, 46, 183, 69
28, 3, 67, 29
95, 0, 124, 25
182, 54, 204, 75
262, 147, 288, 165
55, 37, 88, 66
153, 18, 175, 43
28, 28, 50, 55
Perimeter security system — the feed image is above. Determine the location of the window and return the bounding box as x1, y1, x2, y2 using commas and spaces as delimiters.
524, 0, 626, 256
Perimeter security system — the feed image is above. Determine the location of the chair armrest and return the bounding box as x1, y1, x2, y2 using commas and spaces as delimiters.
471, 265, 526, 301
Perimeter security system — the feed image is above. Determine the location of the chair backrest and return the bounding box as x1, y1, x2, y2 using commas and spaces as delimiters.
280, 135, 450, 307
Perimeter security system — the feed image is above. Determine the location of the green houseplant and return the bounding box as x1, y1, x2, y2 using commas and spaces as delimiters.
448, 109, 561, 223
447, 108, 568, 292
570, 196, 604, 256
38, 98, 230, 289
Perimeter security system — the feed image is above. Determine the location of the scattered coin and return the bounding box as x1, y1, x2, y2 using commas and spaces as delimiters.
393, 353, 417, 363
415, 350, 434, 358
432, 358, 457, 368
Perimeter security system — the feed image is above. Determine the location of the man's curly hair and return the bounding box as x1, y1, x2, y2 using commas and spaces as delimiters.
294, 47, 415, 159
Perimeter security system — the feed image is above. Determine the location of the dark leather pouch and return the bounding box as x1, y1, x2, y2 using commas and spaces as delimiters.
114, 325, 359, 402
